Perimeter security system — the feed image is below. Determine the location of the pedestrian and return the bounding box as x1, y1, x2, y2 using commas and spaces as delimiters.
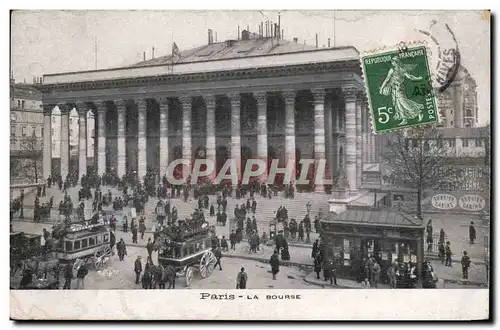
213, 247, 223, 271
313, 252, 322, 279
132, 225, 138, 244
139, 221, 146, 240
469, 221, 476, 244
445, 241, 452, 267
229, 230, 237, 250
461, 251, 471, 279
387, 263, 398, 289
426, 219, 433, 253
439, 228, 445, 245
63, 262, 73, 290
361, 277, 371, 288
270, 250, 280, 280
221, 236, 228, 252
236, 267, 248, 289
312, 239, 320, 258
76, 263, 89, 289
134, 256, 143, 284
117, 238, 127, 261
371, 261, 380, 288
438, 241, 445, 264
146, 237, 154, 261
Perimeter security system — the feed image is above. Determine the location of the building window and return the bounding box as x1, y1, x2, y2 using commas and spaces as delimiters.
22, 126, 27, 137
41, 127, 43, 137
52, 143, 56, 151
463, 139, 469, 147
51, 128, 55, 136
11, 126, 15, 137
476, 139, 483, 147
10, 113, 16, 121
69, 118, 72, 125
450, 121, 454, 126
91, 129, 95, 138
70, 129, 73, 137
448, 139, 455, 148
17, 100, 20, 108
52, 116, 56, 123
450, 110, 454, 115
21, 100, 25, 109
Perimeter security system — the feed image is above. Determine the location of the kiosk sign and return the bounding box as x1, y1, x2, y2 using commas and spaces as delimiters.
431, 194, 457, 210
459, 195, 486, 211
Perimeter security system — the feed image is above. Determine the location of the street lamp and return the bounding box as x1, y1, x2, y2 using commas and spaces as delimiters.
306, 202, 311, 216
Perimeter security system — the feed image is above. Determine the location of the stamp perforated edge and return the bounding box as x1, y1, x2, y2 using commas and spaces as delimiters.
360, 40, 442, 135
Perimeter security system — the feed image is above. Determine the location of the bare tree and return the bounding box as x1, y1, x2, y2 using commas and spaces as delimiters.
18, 131, 43, 183
381, 125, 455, 219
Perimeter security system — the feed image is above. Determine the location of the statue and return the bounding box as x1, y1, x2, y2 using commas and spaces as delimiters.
335, 168, 350, 190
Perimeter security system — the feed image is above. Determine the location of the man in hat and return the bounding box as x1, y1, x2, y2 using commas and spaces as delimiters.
134, 256, 143, 284
461, 251, 471, 279
117, 238, 127, 262
146, 237, 155, 261
445, 241, 452, 267
469, 221, 476, 244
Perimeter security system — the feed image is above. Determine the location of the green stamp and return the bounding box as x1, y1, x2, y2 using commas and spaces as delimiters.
361, 45, 438, 133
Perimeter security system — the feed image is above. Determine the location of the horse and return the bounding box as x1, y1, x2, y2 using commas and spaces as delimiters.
148, 264, 177, 289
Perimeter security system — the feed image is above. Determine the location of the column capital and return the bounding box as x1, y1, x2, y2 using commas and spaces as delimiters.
282, 90, 296, 104
42, 104, 54, 116
75, 102, 87, 115
227, 92, 241, 104
94, 100, 108, 111
253, 91, 267, 104
158, 96, 169, 106
203, 95, 216, 108
341, 85, 360, 101
311, 88, 325, 104
178, 95, 192, 107
114, 99, 127, 110
135, 99, 147, 110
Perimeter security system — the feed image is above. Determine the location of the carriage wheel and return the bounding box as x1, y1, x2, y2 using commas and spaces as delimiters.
185, 267, 193, 287
199, 250, 217, 278
94, 245, 112, 269
72, 259, 85, 278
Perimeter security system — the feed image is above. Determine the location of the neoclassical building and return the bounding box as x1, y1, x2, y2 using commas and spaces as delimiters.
39, 33, 378, 192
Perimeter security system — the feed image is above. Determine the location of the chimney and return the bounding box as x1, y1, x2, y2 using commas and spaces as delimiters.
143, 52, 146, 61
215, 31, 217, 42
278, 12, 281, 38
261, 22, 263, 37
208, 29, 213, 44
33, 77, 36, 84
315, 33, 318, 48
238, 26, 240, 40
328, 38, 331, 47
282, 29, 284, 40
152, 47, 155, 59
293, 37, 298, 43
270, 21, 273, 37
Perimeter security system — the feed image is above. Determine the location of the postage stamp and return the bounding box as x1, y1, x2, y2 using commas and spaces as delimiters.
361, 45, 439, 133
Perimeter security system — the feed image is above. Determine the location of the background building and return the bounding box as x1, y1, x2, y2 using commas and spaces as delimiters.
437, 66, 479, 128
10, 77, 44, 183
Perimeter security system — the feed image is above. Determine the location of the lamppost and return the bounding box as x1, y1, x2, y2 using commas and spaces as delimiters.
305, 202, 312, 244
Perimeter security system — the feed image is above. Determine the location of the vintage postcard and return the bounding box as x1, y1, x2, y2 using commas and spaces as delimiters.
9, 9, 490, 320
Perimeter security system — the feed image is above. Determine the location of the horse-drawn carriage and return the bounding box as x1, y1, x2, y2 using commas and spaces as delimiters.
50, 213, 112, 274
154, 220, 217, 287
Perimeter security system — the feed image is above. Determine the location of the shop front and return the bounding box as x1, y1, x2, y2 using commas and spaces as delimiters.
319, 207, 425, 284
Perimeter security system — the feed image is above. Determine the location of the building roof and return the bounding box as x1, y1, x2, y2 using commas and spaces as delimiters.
322, 208, 424, 228
130, 37, 326, 68
10, 82, 42, 100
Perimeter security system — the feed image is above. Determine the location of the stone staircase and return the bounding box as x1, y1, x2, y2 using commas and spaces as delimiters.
15, 185, 331, 236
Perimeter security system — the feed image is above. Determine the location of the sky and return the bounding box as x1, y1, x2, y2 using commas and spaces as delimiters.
10, 10, 490, 124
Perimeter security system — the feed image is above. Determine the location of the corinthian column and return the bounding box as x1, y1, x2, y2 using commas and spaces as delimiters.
137, 99, 148, 180
159, 97, 169, 179
76, 102, 87, 180
115, 100, 127, 179
342, 85, 358, 192
179, 96, 192, 181
283, 91, 296, 183
204, 95, 216, 179
312, 88, 326, 193
59, 104, 70, 180
356, 94, 363, 188
42, 105, 53, 179
229, 93, 241, 184
96, 101, 107, 175
255, 91, 268, 182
